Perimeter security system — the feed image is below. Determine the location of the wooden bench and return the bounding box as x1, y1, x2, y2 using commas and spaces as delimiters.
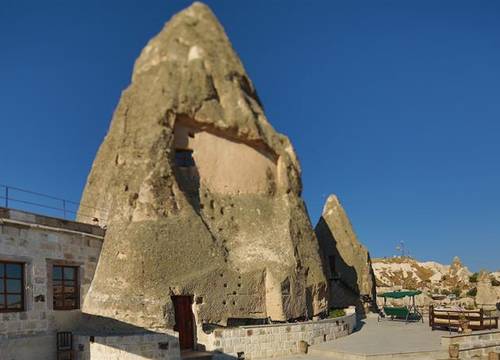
429, 305, 499, 331
384, 306, 410, 319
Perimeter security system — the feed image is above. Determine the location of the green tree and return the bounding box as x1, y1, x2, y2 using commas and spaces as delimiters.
467, 287, 477, 297
469, 273, 479, 283
451, 288, 461, 298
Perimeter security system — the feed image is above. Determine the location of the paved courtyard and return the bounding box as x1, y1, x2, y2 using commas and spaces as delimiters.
280, 315, 448, 359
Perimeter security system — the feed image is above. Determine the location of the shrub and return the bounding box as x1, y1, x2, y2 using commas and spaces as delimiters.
469, 273, 479, 283
329, 309, 346, 318
451, 288, 461, 298
466, 287, 477, 297
492, 278, 500, 287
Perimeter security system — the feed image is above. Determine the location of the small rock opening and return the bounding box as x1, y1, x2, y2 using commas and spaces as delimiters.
174, 149, 195, 168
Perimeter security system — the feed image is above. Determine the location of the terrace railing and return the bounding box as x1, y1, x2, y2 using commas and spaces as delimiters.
0, 184, 108, 224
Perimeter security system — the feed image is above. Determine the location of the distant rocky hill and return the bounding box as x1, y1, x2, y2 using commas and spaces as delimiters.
372, 256, 500, 309
373, 256, 471, 292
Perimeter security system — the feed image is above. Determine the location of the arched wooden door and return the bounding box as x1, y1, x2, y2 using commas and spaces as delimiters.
172, 295, 195, 350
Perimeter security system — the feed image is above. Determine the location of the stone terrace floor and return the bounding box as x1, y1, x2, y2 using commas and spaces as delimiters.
279, 315, 448, 359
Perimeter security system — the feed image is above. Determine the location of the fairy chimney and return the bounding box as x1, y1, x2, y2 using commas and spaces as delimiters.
77, 2, 327, 330
315, 195, 377, 311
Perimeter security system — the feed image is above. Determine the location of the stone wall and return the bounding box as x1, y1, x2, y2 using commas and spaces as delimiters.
0, 208, 104, 360
75, 332, 181, 360
442, 330, 500, 359
0, 333, 56, 360
202, 310, 356, 359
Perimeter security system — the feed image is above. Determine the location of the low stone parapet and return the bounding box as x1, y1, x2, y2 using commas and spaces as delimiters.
203, 310, 357, 359
442, 329, 500, 359
74, 331, 181, 360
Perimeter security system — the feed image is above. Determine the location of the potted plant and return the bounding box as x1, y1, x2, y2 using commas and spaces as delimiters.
448, 344, 460, 359
458, 313, 470, 334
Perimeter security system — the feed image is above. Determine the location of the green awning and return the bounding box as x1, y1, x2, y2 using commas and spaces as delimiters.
380, 290, 422, 299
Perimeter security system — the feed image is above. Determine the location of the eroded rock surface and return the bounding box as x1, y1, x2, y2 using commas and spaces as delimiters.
315, 195, 377, 311
78, 2, 327, 330
476, 271, 500, 308
374, 256, 472, 292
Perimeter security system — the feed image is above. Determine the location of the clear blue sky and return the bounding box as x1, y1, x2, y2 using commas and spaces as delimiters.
1, 1, 499, 271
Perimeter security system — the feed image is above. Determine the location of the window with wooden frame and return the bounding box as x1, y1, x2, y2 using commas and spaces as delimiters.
0, 261, 25, 312
53, 265, 79, 310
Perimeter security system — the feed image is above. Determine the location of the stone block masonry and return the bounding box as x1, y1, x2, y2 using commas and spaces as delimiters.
204, 310, 356, 359
0, 207, 104, 359
441, 329, 500, 359
74, 332, 181, 360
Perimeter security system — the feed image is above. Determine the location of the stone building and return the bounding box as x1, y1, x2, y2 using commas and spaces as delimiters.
315, 195, 377, 314
0, 206, 182, 360
0, 207, 103, 358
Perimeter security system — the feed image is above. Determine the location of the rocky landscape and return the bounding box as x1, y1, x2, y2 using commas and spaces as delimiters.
373, 256, 500, 309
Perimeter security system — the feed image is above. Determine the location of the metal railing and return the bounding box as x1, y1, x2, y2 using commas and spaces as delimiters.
0, 184, 108, 223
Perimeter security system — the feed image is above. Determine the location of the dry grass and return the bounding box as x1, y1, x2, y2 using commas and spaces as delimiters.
413, 263, 434, 282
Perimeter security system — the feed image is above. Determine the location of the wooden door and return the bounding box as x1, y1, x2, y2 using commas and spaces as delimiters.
172, 295, 195, 350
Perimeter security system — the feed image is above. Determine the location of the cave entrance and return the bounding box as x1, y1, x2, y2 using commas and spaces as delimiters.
172, 295, 195, 350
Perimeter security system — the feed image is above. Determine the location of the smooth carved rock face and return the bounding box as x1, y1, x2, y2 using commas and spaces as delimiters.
77, 2, 327, 329
315, 195, 377, 309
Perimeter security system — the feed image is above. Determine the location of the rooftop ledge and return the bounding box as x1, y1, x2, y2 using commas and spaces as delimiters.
0, 207, 105, 238
239, 313, 355, 329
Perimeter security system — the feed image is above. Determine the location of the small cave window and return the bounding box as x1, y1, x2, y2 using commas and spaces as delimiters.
175, 149, 195, 168
281, 277, 291, 295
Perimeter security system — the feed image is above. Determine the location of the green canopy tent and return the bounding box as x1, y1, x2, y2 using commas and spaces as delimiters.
378, 290, 424, 323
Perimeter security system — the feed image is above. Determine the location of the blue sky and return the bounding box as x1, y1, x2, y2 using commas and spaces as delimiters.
1, 1, 499, 271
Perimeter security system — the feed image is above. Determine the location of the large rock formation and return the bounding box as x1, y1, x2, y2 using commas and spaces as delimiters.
315, 195, 377, 311
77, 2, 327, 330
476, 271, 500, 308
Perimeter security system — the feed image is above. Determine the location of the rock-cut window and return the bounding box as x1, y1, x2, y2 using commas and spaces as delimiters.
53, 265, 79, 310
0, 261, 24, 312
175, 149, 195, 167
